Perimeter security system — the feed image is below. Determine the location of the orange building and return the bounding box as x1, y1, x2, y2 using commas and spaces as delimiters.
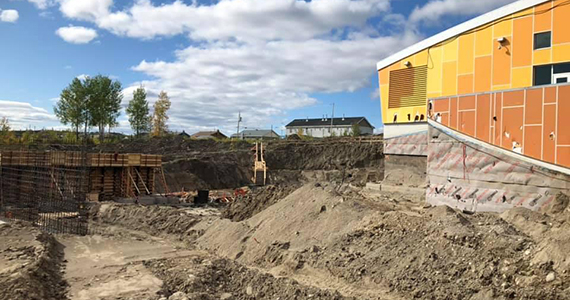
378, 0, 570, 168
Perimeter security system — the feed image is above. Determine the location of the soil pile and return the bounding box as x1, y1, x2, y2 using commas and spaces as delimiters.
91, 203, 219, 242
222, 183, 302, 221
145, 256, 353, 300
0, 222, 66, 300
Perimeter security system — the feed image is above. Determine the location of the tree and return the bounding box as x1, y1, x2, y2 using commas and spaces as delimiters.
151, 91, 171, 137
86, 75, 123, 142
0, 117, 15, 144
126, 86, 151, 136
351, 123, 361, 137
54, 78, 87, 140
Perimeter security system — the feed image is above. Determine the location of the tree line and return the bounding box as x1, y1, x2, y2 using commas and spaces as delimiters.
54, 75, 171, 142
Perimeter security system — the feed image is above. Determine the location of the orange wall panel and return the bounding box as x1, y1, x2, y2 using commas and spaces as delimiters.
503, 90, 525, 107
492, 38, 512, 86
433, 98, 449, 113
476, 94, 491, 143
450, 97, 458, 129
544, 87, 557, 104
557, 147, 570, 166
458, 74, 474, 95
513, 17, 533, 67
543, 104, 557, 163
441, 113, 449, 127
524, 126, 543, 160
502, 107, 524, 150
534, 2, 552, 32
459, 111, 476, 136
474, 56, 492, 93
557, 85, 570, 145
494, 93, 503, 145
525, 88, 543, 124
553, 0, 570, 44
458, 95, 476, 110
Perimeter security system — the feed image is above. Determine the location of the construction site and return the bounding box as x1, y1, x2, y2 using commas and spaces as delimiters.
3, 0, 570, 299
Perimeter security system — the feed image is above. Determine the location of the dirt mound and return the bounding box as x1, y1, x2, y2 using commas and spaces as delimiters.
0, 222, 67, 300
145, 256, 353, 300
265, 140, 383, 170
91, 203, 218, 242
222, 183, 302, 221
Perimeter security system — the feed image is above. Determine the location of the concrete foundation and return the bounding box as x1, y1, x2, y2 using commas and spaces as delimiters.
427, 120, 570, 213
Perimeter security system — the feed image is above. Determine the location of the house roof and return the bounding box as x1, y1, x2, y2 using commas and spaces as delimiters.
286, 117, 373, 128
231, 129, 279, 138
191, 130, 227, 138
376, 0, 549, 71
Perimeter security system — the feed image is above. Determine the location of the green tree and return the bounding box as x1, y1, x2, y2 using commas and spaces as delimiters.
151, 91, 171, 137
126, 86, 151, 136
351, 123, 361, 137
0, 117, 14, 144
54, 78, 87, 140
86, 75, 123, 142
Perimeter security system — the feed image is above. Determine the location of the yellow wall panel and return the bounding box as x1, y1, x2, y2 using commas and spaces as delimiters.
492, 84, 511, 91
443, 38, 458, 62
475, 26, 493, 56
493, 37, 512, 86
513, 8, 534, 18
512, 67, 532, 88
458, 33, 475, 74
533, 48, 552, 65
442, 62, 457, 96
552, 43, 570, 63
414, 50, 429, 66
379, 69, 389, 85
534, 1, 552, 32
427, 47, 443, 94
553, 0, 570, 44
512, 16, 533, 67
493, 17, 513, 38
380, 84, 389, 122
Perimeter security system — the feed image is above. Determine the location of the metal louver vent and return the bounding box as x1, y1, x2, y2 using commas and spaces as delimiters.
388, 65, 428, 109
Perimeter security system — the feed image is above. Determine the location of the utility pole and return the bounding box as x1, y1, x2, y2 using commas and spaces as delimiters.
330, 103, 335, 135
236, 111, 242, 139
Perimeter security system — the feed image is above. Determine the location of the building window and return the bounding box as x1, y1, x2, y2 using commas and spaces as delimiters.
533, 62, 570, 86
534, 31, 551, 50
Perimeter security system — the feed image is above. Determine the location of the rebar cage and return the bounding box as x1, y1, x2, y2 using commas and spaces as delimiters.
0, 148, 90, 235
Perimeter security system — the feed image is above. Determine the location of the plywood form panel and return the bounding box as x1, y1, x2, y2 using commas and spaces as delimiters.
494, 93, 503, 146
433, 98, 449, 113
525, 88, 543, 124
458, 95, 476, 110
501, 107, 524, 150
543, 104, 557, 163
476, 94, 491, 143
557, 147, 570, 166
545, 87, 557, 104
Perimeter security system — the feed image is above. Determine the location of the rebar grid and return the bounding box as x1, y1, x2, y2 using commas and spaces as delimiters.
0, 150, 89, 235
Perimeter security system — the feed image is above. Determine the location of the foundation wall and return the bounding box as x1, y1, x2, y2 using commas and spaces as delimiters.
427, 120, 570, 212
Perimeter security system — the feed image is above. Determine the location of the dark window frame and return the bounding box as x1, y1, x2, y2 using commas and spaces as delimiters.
534, 31, 552, 50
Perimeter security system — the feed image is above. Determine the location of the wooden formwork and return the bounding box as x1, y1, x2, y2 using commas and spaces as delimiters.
0, 151, 163, 202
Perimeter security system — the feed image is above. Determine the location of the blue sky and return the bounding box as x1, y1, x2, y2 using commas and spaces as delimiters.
0, 0, 516, 135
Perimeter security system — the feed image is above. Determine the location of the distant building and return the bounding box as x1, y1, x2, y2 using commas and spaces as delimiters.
191, 130, 228, 140
231, 129, 280, 140
179, 130, 191, 138
285, 117, 374, 137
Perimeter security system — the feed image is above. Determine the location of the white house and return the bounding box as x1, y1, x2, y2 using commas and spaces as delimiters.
285, 117, 374, 138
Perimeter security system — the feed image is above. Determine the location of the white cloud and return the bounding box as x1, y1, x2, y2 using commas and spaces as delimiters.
26, 0, 56, 10
0, 100, 59, 130
0, 9, 19, 23
76, 74, 89, 80
128, 31, 418, 133
60, 0, 390, 41
409, 0, 517, 25
56, 26, 98, 44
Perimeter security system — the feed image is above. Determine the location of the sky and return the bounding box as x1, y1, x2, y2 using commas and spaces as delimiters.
0, 0, 518, 136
